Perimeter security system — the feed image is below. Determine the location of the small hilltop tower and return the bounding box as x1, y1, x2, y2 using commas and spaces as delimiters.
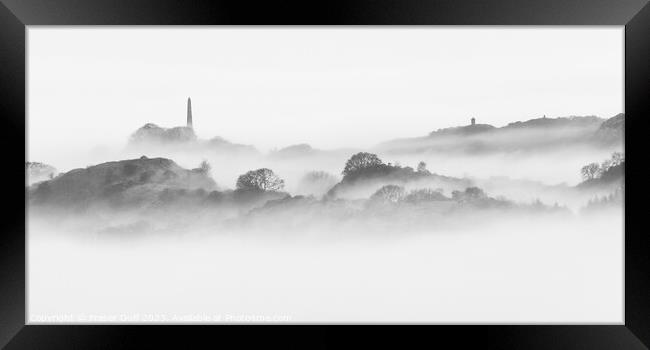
471, 117, 476, 126
187, 97, 193, 129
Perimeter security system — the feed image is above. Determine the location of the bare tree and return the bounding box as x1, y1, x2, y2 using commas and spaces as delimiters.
236, 168, 285, 191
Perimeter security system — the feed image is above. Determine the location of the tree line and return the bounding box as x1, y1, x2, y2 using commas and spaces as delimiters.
580, 152, 624, 181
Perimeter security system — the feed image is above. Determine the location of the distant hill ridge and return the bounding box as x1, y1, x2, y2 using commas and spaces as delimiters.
377, 113, 623, 154
593, 113, 624, 145
130, 123, 197, 144
429, 115, 604, 137
129, 123, 259, 155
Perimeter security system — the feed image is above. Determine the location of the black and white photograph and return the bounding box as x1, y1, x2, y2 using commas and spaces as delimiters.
26, 27, 624, 324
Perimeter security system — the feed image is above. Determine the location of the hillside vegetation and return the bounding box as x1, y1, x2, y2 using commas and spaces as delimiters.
29, 156, 216, 209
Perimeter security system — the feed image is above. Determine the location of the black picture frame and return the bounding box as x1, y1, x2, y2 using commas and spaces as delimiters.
2, 0, 648, 348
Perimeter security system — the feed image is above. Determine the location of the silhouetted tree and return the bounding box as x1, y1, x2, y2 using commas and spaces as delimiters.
581, 162, 601, 181
236, 168, 285, 191
342, 152, 384, 177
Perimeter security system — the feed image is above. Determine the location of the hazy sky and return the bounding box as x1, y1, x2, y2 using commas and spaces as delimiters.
28, 27, 623, 158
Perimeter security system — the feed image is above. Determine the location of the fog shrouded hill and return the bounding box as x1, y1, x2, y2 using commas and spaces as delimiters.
27, 121, 624, 324
128, 97, 259, 156
28, 106, 626, 222
28, 111, 626, 218
27, 147, 626, 238
123, 111, 623, 190
326, 153, 473, 200
130, 123, 197, 144
129, 123, 259, 156
129, 111, 623, 158
29, 156, 216, 210
376, 113, 623, 155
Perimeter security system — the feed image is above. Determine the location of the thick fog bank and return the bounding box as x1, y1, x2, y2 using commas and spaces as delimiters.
26, 114, 624, 323
28, 209, 622, 323
35, 141, 621, 200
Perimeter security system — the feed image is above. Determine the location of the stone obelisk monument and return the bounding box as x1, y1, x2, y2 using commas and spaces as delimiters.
186, 97, 193, 129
